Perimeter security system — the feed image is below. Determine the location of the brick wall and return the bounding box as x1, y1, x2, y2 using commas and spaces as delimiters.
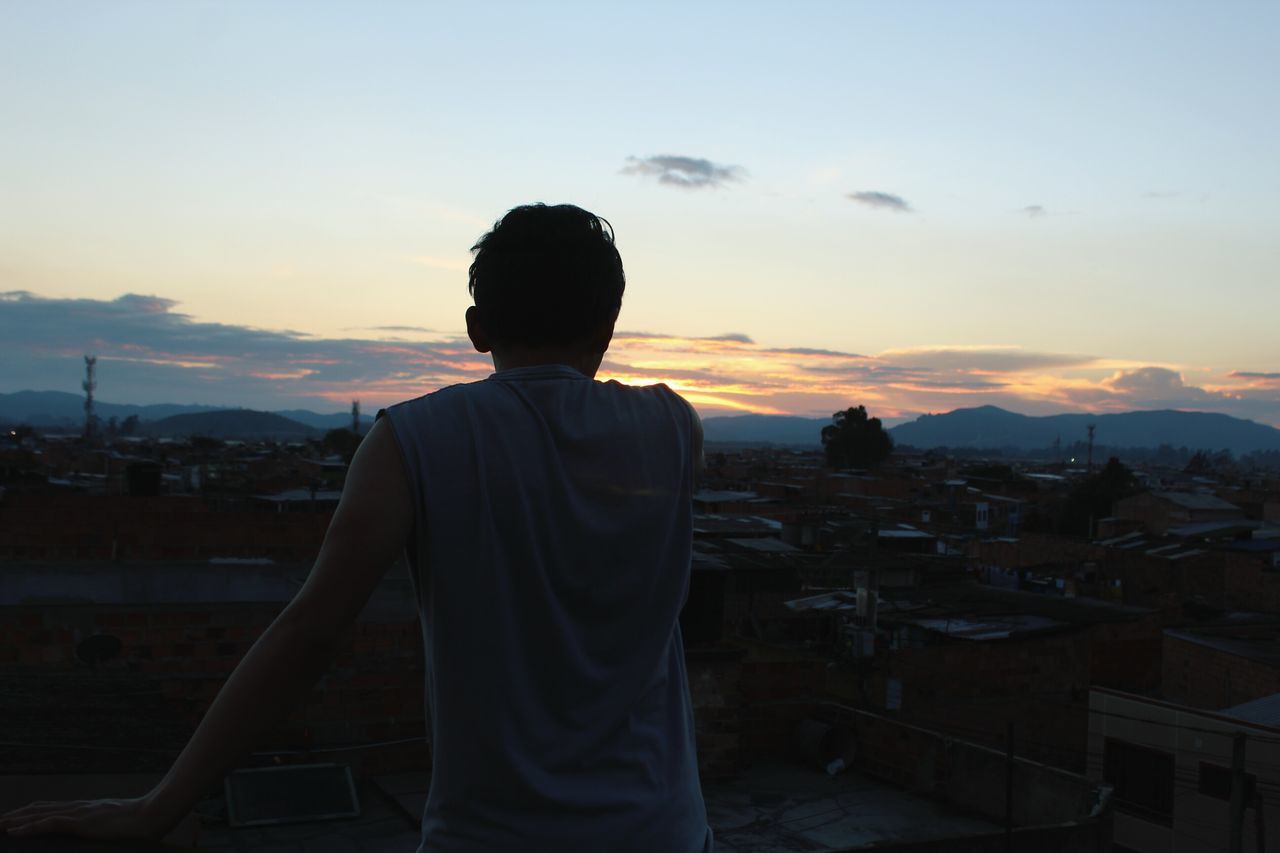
1162, 631, 1280, 710
685, 647, 744, 780
880, 630, 1093, 772
0, 602, 427, 777
736, 652, 831, 764
0, 494, 331, 562
3, 603, 752, 783
727, 698, 1108, 849
970, 534, 1103, 570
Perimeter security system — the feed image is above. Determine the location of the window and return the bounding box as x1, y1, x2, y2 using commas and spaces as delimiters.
1103, 738, 1175, 825
1198, 761, 1256, 803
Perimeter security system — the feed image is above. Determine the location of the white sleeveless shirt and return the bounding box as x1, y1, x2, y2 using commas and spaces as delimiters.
381, 364, 712, 852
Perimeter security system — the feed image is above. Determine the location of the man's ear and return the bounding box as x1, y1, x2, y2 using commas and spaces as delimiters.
592, 310, 619, 356
465, 306, 492, 354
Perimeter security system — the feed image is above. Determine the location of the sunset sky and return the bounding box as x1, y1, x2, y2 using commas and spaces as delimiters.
2, 2, 1277, 425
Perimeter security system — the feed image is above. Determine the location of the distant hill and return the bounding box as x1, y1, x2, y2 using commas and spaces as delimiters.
889, 405, 1280, 454
142, 410, 318, 440
0, 391, 373, 432
703, 414, 828, 447
703, 406, 1280, 454
0, 390, 225, 427
7, 390, 1277, 453
274, 409, 375, 431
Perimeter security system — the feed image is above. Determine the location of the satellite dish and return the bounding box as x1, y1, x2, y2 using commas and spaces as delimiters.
76, 633, 122, 667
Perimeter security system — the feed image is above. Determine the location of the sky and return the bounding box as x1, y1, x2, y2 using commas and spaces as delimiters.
2, 1, 1278, 426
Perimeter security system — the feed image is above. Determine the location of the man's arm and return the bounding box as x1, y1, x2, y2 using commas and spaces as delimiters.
0, 418, 412, 840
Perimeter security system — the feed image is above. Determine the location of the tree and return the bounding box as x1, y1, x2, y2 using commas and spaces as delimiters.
1061, 456, 1137, 537
322, 428, 363, 463
821, 406, 894, 469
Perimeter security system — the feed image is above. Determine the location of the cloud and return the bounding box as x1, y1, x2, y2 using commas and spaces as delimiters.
877, 345, 1096, 373
0, 291, 492, 410
360, 325, 442, 334
1020, 205, 1046, 218
847, 191, 911, 212
762, 346, 868, 359
614, 331, 756, 346
1105, 366, 1196, 397
620, 155, 745, 189
3, 291, 1278, 427
1057, 367, 1280, 422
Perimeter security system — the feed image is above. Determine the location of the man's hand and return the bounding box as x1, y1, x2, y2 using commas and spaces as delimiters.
0, 794, 170, 840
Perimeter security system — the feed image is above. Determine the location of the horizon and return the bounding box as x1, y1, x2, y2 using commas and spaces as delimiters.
3, 3, 1277, 426
8, 387, 1280, 436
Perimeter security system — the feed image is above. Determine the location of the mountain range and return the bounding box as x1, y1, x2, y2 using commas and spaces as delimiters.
4, 390, 1280, 453
0, 390, 372, 432
702, 406, 1280, 455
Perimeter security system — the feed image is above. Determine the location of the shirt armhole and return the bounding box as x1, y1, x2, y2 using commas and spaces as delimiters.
375, 407, 422, 556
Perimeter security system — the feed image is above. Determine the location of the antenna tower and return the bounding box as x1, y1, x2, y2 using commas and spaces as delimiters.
351, 400, 360, 434
82, 355, 98, 439
1086, 424, 1096, 472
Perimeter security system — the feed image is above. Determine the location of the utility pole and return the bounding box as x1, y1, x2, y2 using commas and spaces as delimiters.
1086, 424, 1096, 473
82, 355, 97, 440
351, 399, 361, 435
1005, 720, 1015, 853
1230, 731, 1247, 853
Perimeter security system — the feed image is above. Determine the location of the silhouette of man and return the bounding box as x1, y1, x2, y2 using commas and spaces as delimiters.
1, 203, 713, 852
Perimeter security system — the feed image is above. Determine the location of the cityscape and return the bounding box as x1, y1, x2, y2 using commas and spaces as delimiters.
3, 372, 1280, 849
3, 2, 1279, 851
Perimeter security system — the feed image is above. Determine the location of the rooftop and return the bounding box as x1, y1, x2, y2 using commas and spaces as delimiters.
1151, 490, 1242, 511
1164, 627, 1280, 668
1222, 692, 1280, 727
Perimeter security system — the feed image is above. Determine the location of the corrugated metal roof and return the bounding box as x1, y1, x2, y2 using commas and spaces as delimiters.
1222, 693, 1280, 726
725, 537, 800, 553
785, 590, 860, 612
1168, 520, 1260, 538
693, 489, 758, 503
907, 614, 1067, 641
1152, 490, 1241, 511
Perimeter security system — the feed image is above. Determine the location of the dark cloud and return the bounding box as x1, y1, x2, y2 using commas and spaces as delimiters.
761, 346, 869, 359
847, 191, 911, 212
878, 347, 1096, 373
0, 291, 489, 409
615, 330, 755, 345
1020, 205, 1046, 218
5, 291, 1276, 427
620, 155, 745, 189
599, 360, 780, 390
797, 363, 920, 378
361, 325, 441, 334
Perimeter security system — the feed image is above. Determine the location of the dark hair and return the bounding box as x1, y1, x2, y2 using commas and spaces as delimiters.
468, 203, 625, 349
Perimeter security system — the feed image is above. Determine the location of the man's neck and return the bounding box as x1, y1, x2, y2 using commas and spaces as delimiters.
490, 347, 604, 379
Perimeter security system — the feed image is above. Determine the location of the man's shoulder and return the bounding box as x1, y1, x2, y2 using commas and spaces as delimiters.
384, 380, 485, 413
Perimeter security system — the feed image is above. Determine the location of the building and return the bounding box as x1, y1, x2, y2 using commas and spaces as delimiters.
1089, 687, 1280, 852
1113, 491, 1245, 536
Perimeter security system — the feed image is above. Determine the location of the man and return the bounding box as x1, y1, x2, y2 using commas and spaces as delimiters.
1, 203, 713, 852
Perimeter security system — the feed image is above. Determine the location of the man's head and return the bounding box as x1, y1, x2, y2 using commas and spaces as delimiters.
466, 204, 625, 360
